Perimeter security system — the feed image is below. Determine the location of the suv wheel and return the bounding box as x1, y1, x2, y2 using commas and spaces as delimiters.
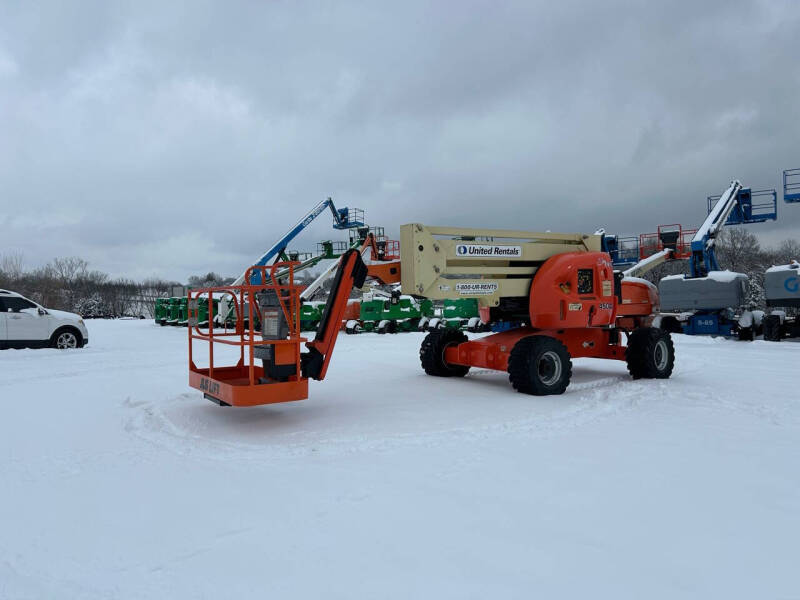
51, 329, 83, 349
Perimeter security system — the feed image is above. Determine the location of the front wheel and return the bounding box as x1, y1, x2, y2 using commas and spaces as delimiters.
508, 336, 572, 395
51, 328, 83, 349
625, 327, 674, 379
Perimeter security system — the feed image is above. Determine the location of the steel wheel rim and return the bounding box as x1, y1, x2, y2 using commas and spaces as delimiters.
537, 350, 562, 386
654, 339, 669, 370
57, 332, 77, 349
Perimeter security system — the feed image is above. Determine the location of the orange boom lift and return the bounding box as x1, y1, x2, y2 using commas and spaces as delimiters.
189, 224, 674, 406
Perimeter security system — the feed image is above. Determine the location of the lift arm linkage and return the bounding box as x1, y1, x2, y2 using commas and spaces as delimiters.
301, 249, 368, 380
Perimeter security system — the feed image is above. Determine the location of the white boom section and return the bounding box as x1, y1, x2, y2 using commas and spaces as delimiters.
692, 180, 743, 247
218, 198, 345, 323
300, 245, 374, 300
623, 249, 673, 278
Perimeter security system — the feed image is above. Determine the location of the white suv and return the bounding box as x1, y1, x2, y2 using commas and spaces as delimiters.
0, 290, 89, 350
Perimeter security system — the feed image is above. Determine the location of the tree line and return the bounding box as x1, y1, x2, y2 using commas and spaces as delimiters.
0, 254, 188, 318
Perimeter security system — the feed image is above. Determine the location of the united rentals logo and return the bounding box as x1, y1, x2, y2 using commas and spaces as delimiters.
455, 244, 522, 259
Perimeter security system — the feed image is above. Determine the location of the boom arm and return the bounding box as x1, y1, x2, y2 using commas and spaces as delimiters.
301, 249, 368, 380
219, 197, 356, 323
689, 180, 743, 277
232, 197, 349, 288
622, 249, 673, 278
299, 233, 381, 300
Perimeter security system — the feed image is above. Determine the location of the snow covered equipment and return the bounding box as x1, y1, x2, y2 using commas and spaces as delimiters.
659, 272, 748, 312
656, 180, 776, 337
762, 262, 800, 341
154, 298, 169, 325
345, 293, 433, 334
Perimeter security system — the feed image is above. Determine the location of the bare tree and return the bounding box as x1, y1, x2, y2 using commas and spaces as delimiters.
715, 227, 761, 273
187, 272, 231, 287
0, 252, 24, 281
773, 239, 800, 264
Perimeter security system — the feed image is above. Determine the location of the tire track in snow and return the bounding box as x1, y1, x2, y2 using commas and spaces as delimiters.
122, 375, 674, 463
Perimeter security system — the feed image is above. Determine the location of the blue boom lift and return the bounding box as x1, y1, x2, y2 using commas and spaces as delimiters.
241, 198, 364, 285
217, 198, 365, 324
658, 180, 778, 336
784, 168, 800, 203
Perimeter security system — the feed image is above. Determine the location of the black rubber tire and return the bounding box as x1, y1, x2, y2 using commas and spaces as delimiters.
626, 327, 675, 379
507, 336, 572, 395
420, 329, 470, 377
50, 327, 84, 349
763, 315, 781, 342
660, 316, 683, 334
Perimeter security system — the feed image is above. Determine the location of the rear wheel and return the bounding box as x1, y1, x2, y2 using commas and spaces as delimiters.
508, 336, 572, 395
625, 327, 674, 379
660, 316, 683, 334
763, 315, 781, 342
420, 329, 470, 377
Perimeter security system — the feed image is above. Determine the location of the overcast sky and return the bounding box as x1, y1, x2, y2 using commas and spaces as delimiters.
1, 0, 799, 281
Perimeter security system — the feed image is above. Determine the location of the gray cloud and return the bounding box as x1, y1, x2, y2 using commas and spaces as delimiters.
1, 0, 799, 280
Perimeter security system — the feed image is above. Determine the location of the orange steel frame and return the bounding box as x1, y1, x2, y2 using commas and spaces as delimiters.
188, 262, 308, 406
444, 327, 627, 372
639, 224, 697, 260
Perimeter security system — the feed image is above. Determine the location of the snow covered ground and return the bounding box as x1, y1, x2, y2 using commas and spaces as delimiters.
1, 320, 798, 599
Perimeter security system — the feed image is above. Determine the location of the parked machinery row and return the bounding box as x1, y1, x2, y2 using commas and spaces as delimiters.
342, 294, 488, 334
155, 296, 218, 327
